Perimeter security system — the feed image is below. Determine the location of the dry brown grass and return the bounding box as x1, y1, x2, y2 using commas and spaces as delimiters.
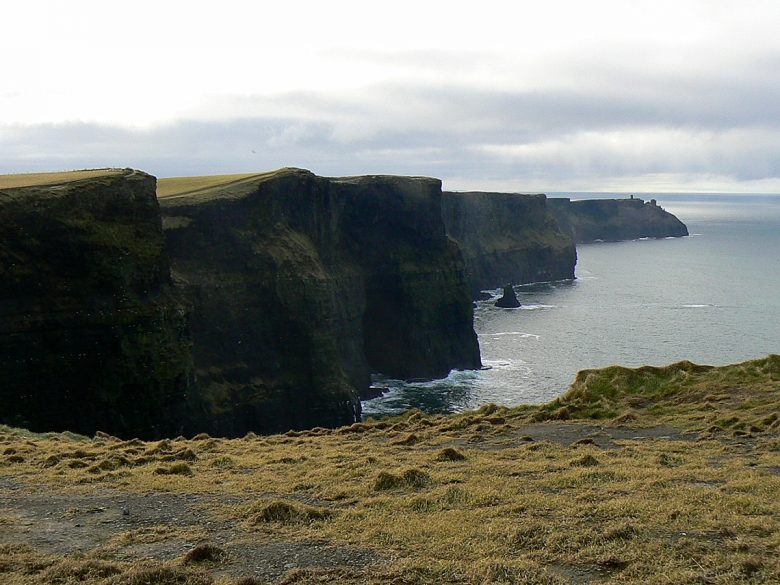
156, 171, 282, 199
0, 169, 122, 189
0, 355, 778, 584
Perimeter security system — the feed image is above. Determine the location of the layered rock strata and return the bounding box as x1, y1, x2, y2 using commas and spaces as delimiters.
442, 191, 577, 295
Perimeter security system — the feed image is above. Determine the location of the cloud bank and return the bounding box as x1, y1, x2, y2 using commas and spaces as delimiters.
3, 1, 780, 192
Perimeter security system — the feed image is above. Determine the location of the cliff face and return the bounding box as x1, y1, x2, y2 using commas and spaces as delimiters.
442, 191, 577, 294
160, 169, 481, 436
548, 197, 688, 243
334, 176, 480, 380
0, 170, 195, 439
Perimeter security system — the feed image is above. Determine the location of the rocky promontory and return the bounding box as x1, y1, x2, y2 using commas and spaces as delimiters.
442, 191, 576, 295
548, 196, 688, 243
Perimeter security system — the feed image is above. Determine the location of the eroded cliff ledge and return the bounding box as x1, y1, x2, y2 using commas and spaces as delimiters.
548, 197, 688, 243
159, 168, 481, 436
442, 191, 577, 295
0, 170, 196, 439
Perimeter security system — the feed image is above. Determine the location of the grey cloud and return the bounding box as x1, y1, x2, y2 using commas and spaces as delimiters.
4, 67, 780, 191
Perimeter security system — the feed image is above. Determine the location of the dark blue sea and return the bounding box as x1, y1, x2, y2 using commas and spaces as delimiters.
362, 193, 780, 418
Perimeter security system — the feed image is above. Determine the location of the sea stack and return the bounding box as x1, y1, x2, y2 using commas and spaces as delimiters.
495, 284, 521, 308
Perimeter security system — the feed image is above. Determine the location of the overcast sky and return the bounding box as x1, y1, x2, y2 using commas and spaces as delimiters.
3, 0, 780, 192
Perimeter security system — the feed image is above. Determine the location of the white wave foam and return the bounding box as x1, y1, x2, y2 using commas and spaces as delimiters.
481, 358, 527, 371
479, 331, 540, 339
520, 304, 555, 310
681, 303, 715, 308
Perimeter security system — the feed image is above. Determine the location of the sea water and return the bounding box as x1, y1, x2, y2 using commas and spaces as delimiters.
362, 194, 780, 418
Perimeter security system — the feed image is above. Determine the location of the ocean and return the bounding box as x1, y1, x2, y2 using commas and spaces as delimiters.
362, 193, 780, 418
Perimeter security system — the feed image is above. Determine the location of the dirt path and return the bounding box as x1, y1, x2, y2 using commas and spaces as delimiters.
0, 477, 385, 582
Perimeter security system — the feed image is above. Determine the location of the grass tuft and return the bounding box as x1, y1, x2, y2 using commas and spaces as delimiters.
570, 454, 600, 467
182, 543, 227, 564
111, 565, 213, 585
154, 462, 193, 476
42, 559, 123, 583
374, 468, 432, 491
390, 433, 419, 446
248, 500, 331, 525
436, 447, 467, 461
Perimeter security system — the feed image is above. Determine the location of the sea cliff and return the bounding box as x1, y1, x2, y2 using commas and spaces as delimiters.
0, 168, 482, 438
548, 196, 688, 243
442, 191, 576, 294
159, 169, 481, 436
0, 170, 196, 439
4, 170, 692, 439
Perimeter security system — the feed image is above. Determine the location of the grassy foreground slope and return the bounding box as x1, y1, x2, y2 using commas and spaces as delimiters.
0, 356, 778, 584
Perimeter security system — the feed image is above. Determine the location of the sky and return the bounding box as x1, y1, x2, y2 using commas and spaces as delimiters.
3, 0, 780, 192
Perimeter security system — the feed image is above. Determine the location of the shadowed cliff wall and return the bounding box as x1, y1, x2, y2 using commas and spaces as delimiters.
0, 170, 196, 439
160, 169, 481, 436
442, 191, 577, 295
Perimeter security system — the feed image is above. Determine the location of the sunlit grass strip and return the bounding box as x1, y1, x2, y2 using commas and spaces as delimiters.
156, 171, 282, 198
0, 169, 122, 189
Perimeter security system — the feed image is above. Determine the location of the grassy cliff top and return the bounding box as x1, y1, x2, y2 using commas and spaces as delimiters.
156, 171, 288, 199
157, 169, 441, 203
0, 169, 124, 189
1, 355, 778, 584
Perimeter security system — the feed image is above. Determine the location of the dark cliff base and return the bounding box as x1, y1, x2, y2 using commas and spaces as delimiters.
0, 170, 196, 440
443, 191, 576, 295
160, 169, 481, 437
548, 196, 689, 243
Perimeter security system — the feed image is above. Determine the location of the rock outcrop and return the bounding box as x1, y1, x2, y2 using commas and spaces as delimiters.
442, 191, 576, 295
0, 170, 196, 439
159, 169, 481, 436
494, 285, 521, 308
547, 197, 688, 243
